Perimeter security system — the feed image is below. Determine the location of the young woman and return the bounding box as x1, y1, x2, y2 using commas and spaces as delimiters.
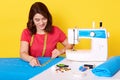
20, 2, 73, 67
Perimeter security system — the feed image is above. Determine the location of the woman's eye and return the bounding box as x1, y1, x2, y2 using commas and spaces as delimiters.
35, 18, 40, 22
42, 18, 47, 20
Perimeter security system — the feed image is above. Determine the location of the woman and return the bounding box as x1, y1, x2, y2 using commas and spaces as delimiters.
20, 2, 73, 67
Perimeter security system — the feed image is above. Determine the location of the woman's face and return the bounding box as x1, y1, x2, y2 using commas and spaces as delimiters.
33, 13, 48, 31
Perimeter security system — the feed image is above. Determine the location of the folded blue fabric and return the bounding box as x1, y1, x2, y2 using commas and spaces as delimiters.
92, 56, 120, 77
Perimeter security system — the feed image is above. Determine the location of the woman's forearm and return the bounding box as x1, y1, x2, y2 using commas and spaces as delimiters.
60, 44, 73, 55
20, 52, 34, 62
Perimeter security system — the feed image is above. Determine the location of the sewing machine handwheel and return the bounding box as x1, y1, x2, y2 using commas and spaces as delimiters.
90, 31, 95, 37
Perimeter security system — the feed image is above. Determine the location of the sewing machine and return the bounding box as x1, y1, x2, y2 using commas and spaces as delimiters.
66, 26, 109, 61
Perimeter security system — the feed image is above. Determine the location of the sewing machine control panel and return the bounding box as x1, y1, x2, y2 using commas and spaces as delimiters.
78, 29, 107, 38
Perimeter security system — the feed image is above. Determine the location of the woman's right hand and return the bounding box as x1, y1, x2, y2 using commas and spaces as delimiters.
29, 57, 41, 67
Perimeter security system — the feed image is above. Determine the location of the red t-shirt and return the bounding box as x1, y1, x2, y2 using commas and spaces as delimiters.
21, 26, 66, 57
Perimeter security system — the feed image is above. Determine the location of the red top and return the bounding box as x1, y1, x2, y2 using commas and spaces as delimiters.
21, 26, 66, 57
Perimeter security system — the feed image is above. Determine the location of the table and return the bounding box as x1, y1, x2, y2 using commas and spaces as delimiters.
30, 59, 120, 80
0, 57, 120, 80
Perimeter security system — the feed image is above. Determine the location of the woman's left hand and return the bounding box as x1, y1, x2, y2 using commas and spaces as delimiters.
51, 49, 61, 58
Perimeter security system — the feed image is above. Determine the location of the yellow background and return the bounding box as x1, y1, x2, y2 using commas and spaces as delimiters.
0, 0, 120, 58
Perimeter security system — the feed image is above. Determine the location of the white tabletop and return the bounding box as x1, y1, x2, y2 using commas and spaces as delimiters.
30, 58, 120, 80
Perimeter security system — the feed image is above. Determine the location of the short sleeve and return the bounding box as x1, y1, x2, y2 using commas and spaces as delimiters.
20, 28, 31, 43
55, 27, 66, 42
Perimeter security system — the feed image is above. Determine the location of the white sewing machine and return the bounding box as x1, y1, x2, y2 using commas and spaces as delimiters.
66, 26, 109, 61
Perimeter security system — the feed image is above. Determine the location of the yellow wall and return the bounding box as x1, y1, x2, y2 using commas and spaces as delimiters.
0, 0, 120, 57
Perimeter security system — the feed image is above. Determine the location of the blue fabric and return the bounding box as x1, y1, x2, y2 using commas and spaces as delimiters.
0, 57, 64, 80
92, 56, 120, 77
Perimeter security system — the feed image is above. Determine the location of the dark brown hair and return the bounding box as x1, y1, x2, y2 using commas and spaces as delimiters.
27, 2, 52, 35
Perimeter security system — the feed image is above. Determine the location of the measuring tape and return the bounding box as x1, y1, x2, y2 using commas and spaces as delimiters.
40, 58, 54, 67
30, 33, 54, 66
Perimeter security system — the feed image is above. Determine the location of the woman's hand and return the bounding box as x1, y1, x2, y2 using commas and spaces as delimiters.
29, 57, 41, 67
51, 49, 61, 59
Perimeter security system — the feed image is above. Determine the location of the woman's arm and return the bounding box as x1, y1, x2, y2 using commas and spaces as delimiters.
20, 41, 33, 62
51, 38, 73, 58
20, 41, 40, 67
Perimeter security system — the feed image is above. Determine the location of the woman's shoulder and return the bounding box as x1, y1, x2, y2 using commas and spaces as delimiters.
23, 28, 29, 32
52, 25, 62, 32
22, 28, 31, 36
22, 28, 30, 33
